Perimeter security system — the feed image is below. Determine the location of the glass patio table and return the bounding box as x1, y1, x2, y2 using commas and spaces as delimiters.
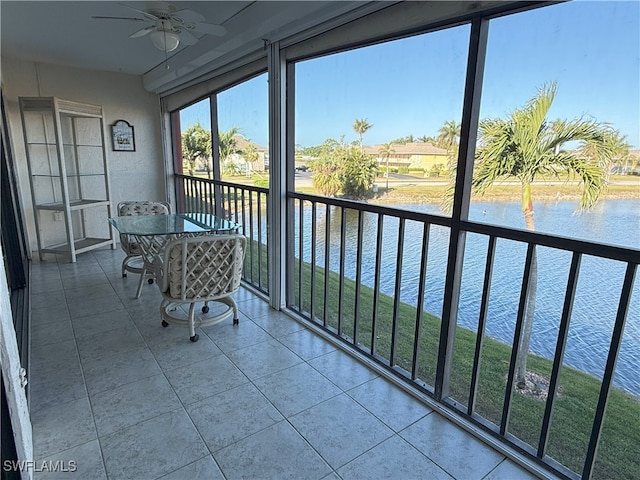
109, 213, 238, 237
109, 213, 240, 297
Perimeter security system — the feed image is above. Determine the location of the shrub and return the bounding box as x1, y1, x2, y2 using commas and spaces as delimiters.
341, 149, 378, 199
308, 137, 378, 199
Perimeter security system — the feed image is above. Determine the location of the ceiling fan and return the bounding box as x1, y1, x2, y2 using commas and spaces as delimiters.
93, 3, 226, 53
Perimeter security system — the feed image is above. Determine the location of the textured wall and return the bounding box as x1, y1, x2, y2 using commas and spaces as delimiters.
2, 57, 168, 254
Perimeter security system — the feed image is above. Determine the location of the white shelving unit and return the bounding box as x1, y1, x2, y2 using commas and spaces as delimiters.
19, 97, 115, 262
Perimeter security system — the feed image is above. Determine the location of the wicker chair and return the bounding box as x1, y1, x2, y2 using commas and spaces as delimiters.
117, 201, 170, 294
157, 234, 246, 342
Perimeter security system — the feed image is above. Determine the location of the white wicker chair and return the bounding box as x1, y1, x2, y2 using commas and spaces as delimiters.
117, 200, 170, 292
157, 234, 246, 342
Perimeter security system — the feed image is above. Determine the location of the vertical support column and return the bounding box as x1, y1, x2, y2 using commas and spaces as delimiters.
285, 63, 296, 309
267, 41, 288, 309
435, 18, 489, 400
210, 94, 223, 217
161, 101, 178, 212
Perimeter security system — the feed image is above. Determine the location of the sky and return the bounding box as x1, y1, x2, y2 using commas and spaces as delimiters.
181, 0, 640, 150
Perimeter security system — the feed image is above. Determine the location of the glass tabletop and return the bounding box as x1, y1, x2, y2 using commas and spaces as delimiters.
109, 213, 239, 236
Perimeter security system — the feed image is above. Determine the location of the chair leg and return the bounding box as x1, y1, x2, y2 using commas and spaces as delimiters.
122, 254, 136, 277
218, 297, 239, 325
231, 298, 239, 325
188, 303, 199, 342
135, 265, 146, 299
160, 299, 169, 327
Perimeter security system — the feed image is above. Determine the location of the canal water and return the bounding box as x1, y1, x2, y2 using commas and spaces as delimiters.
293, 199, 640, 396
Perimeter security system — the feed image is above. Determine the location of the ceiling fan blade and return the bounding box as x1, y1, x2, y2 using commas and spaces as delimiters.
92, 16, 145, 22
178, 29, 198, 46
173, 9, 205, 23
193, 22, 227, 37
129, 26, 155, 38
119, 3, 160, 21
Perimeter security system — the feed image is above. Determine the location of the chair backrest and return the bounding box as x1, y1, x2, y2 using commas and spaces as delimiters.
117, 200, 170, 216
117, 201, 171, 249
160, 234, 247, 301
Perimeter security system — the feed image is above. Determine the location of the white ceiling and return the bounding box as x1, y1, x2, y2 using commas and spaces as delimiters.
1, 1, 388, 93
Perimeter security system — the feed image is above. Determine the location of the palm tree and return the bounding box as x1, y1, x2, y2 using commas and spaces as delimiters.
218, 127, 241, 176
310, 138, 342, 197
242, 142, 259, 176
353, 118, 372, 151
342, 147, 379, 199
378, 142, 395, 190
181, 123, 211, 176
389, 135, 414, 145
418, 135, 437, 144
579, 130, 630, 178
473, 82, 616, 389
437, 120, 461, 151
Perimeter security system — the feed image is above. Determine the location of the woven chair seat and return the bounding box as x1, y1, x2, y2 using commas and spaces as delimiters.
157, 234, 246, 342
117, 200, 171, 295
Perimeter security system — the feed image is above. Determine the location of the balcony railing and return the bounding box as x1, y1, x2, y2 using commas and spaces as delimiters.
288, 191, 638, 480
175, 174, 269, 294
175, 175, 639, 479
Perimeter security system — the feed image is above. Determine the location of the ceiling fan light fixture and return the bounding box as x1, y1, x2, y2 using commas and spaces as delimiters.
149, 29, 179, 52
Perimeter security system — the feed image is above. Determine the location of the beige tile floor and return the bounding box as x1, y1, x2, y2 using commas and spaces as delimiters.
28, 248, 542, 479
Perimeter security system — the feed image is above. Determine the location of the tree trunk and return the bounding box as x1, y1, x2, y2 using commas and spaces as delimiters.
515, 183, 537, 389
385, 156, 389, 190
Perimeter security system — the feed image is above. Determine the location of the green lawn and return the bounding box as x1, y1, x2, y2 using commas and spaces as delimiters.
288, 257, 639, 480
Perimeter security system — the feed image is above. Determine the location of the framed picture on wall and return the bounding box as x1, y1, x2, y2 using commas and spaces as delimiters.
111, 120, 135, 151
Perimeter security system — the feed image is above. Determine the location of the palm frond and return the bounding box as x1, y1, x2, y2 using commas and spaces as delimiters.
472, 82, 616, 213
554, 152, 608, 211
512, 82, 556, 167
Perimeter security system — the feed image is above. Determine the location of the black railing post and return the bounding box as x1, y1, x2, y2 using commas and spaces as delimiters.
412, 223, 431, 381
310, 201, 317, 321
583, 262, 637, 478
338, 207, 347, 336
468, 235, 496, 414
371, 213, 384, 356
501, 243, 536, 436
538, 251, 581, 457
390, 218, 405, 367
353, 210, 364, 346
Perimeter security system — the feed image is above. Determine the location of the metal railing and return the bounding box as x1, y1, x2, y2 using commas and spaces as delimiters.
175, 174, 269, 294
174, 175, 639, 478
287, 191, 639, 480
